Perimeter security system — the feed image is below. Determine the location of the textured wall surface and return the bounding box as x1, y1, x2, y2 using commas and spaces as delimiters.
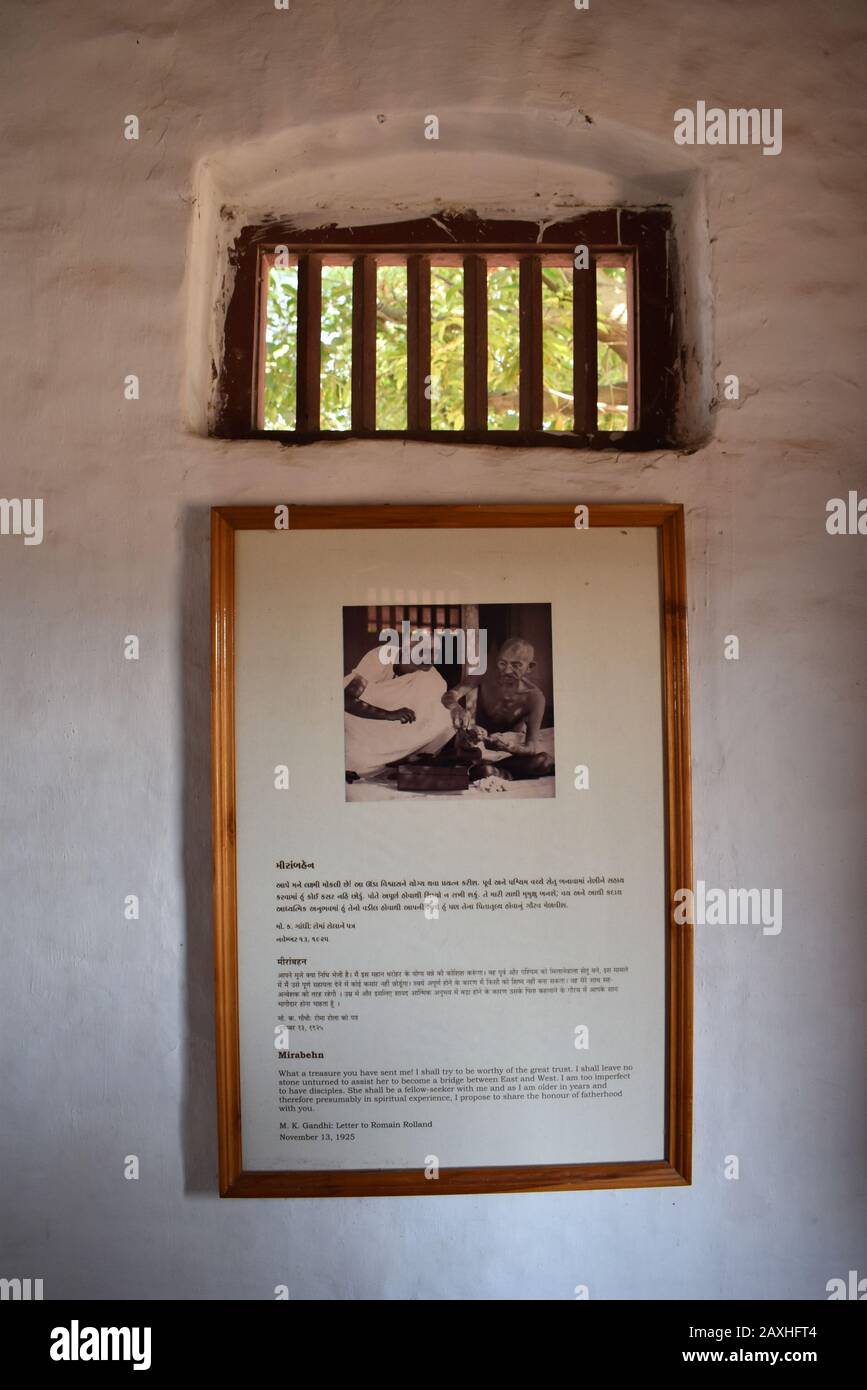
1, 0, 865, 1300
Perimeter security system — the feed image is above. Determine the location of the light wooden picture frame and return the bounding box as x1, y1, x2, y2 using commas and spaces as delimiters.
211, 504, 693, 1197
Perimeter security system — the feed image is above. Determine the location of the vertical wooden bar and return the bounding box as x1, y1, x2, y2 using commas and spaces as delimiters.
625, 253, 636, 430
296, 253, 321, 432
519, 256, 543, 432
572, 251, 598, 433
407, 255, 431, 431
254, 251, 273, 430
352, 254, 377, 433
463, 255, 488, 431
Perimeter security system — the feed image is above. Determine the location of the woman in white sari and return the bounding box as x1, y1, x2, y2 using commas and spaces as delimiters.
343, 646, 455, 777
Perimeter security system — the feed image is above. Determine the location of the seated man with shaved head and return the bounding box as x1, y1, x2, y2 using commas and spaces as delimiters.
442, 637, 554, 781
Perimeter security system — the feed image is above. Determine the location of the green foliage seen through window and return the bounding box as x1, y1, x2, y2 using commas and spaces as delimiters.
263, 261, 628, 432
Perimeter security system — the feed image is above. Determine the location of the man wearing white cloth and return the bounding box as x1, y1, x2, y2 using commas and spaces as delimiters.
343, 645, 455, 779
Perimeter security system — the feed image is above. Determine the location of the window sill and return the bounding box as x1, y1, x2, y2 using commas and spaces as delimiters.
212, 428, 676, 450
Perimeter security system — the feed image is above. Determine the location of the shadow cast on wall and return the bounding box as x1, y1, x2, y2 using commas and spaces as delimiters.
180, 506, 219, 1194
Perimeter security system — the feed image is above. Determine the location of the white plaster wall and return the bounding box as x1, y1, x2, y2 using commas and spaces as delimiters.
1, 0, 865, 1300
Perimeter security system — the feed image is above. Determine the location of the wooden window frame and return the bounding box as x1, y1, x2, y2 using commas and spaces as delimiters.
216, 211, 677, 449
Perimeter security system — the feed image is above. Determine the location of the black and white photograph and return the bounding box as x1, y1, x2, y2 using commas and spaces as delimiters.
342, 601, 556, 800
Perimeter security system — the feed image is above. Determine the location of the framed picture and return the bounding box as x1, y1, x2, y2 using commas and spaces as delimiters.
211, 504, 692, 1196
